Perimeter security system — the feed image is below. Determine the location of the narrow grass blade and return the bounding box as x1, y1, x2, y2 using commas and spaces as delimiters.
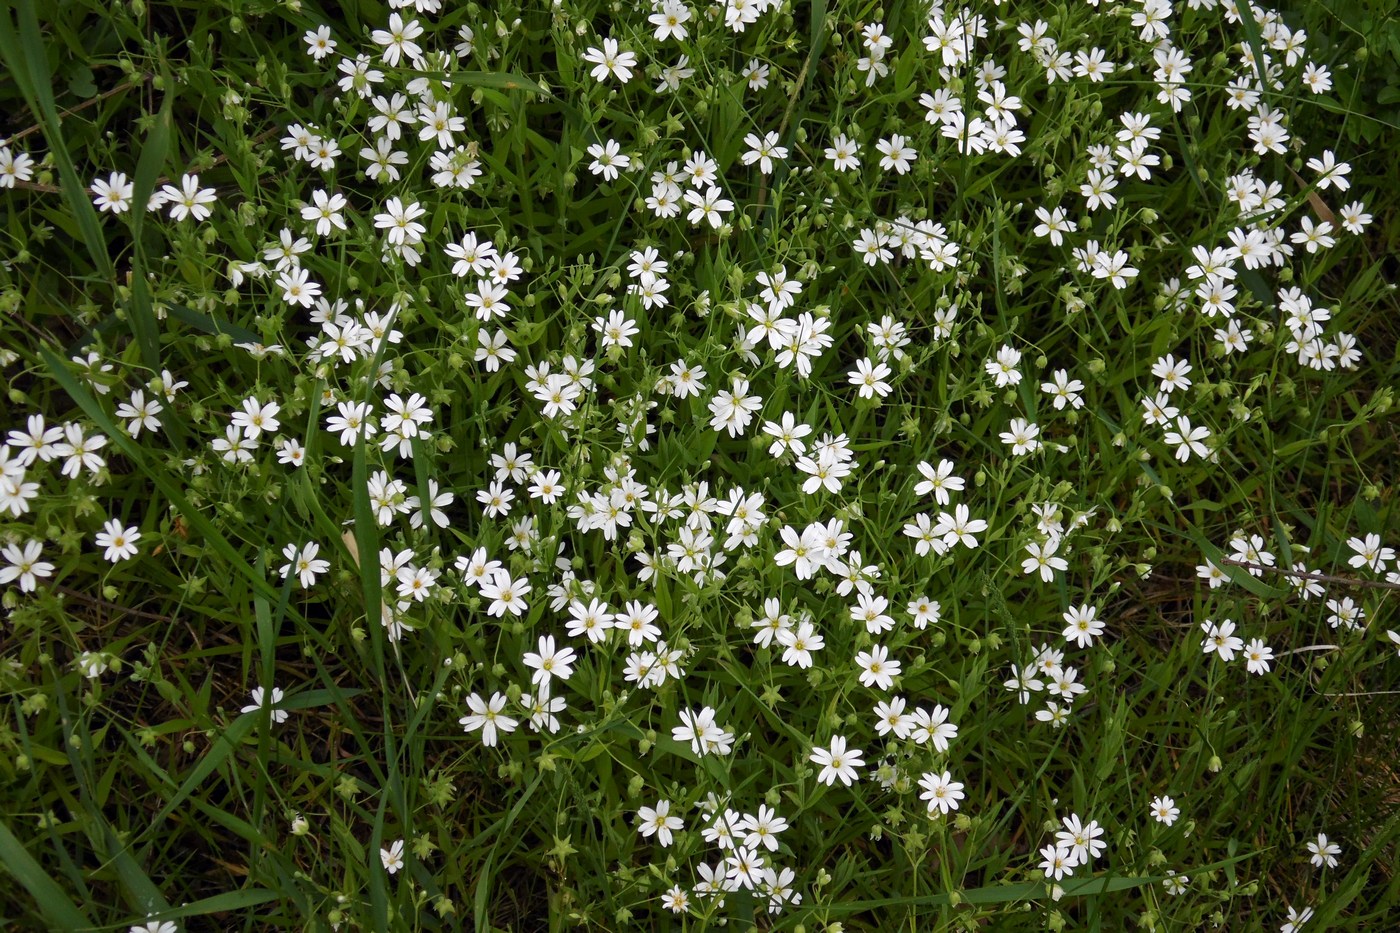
139, 888, 279, 922
125, 83, 176, 373
39, 347, 296, 609
165, 301, 261, 344
0, 1, 115, 281
54, 689, 171, 918
146, 715, 256, 830
407, 68, 549, 95
0, 821, 94, 930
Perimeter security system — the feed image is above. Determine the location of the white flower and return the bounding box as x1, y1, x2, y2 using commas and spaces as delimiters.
825, 133, 861, 171
1200, 618, 1244, 662
1306, 833, 1340, 869
668, 359, 707, 400
301, 188, 347, 235
586, 139, 631, 181
1039, 844, 1075, 881
0, 146, 36, 188
480, 569, 529, 617
810, 736, 864, 787
908, 705, 959, 752
76, 651, 110, 679
523, 634, 577, 686
277, 266, 322, 308
1152, 353, 1193, 393
129, 919, 179, 933
241, 685, 289, 724
0, 540, 54, 593
279, 542, 330, 588
649, 1, 692, 41
161, 173, 218, 222
1022, 538, 1067, 582
637, 800, 684, 846
1056, 814, 1106, 866
708, 378, 762, 436
1305, 150, 1351, 192
114, 389, 164, 437
875, 134, 917, 173
276, 438, 306, 468
1243, 638, 1274, 675
459, 691, 517, 746
1163, 416, 1211, 462
672, 706, 734, 758
933, 503, 987, 550
581, 38, 638, 83
91, 172, 135, 214
1000, 418, 1042, 456
1041, 370, 1085, 410
304, 25, 336, 60
740, 131, 788, 174
231, 396, 282, 438
1062, 604, 1104, 648
380, 839, 405, 874
373, 197, 426, 246
848, 357, 892, 399
1346, 533, 1393, 573
854, 644, 900, 690
1283, 905, 1315, 933
918, 770, 965, 815
95, 519, 142, 562
371, 13, 423, 67
1149, 795, 1179, 826
684, 185, 735, 228
593, 309, 639, 348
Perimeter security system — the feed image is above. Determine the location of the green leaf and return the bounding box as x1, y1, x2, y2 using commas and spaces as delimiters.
137, 888, 279, 923
406, 68, 549, 95
146, 715, 256, 831
126, 86, 177, 372
474, 771, 545, 931
0, 821, 94, 930
165, 301, 261, 344
0, 1, 115, 281
39, 347, 295, 610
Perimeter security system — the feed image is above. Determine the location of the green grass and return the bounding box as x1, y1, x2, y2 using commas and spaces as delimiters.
1, 0, 1399, 930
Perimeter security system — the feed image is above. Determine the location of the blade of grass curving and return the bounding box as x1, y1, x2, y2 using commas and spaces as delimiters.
248, 566, 297, 885
185, 796, 272, 849
40, 346, 295, 609
143, 705, 257, 831
824, 848, 1257, 912
474, 770, 546, 931
406, 68, 550, 95
1235, 5, 1273, 110
1179, 522, 1290, 600
806, 0, 828, 93
277, 686, 365, 711
0, 821, 94, 930
0, 1, 115, 279
349, 384, 390, 930
291, 377, 353, 549
368, 792, 389, 931
125, 84, 176, 373
63, 309, 126, 358
54, 687, 170, 918
136, 888, 279, 924
164, 302, 261, 344
10, 698, 96, 903
349, 389, 384, 637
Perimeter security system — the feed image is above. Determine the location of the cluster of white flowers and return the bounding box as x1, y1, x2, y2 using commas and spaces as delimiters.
3, 0, 1390, 928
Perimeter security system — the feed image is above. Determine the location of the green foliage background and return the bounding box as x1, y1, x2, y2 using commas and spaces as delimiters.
0, 0, 1398, 929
